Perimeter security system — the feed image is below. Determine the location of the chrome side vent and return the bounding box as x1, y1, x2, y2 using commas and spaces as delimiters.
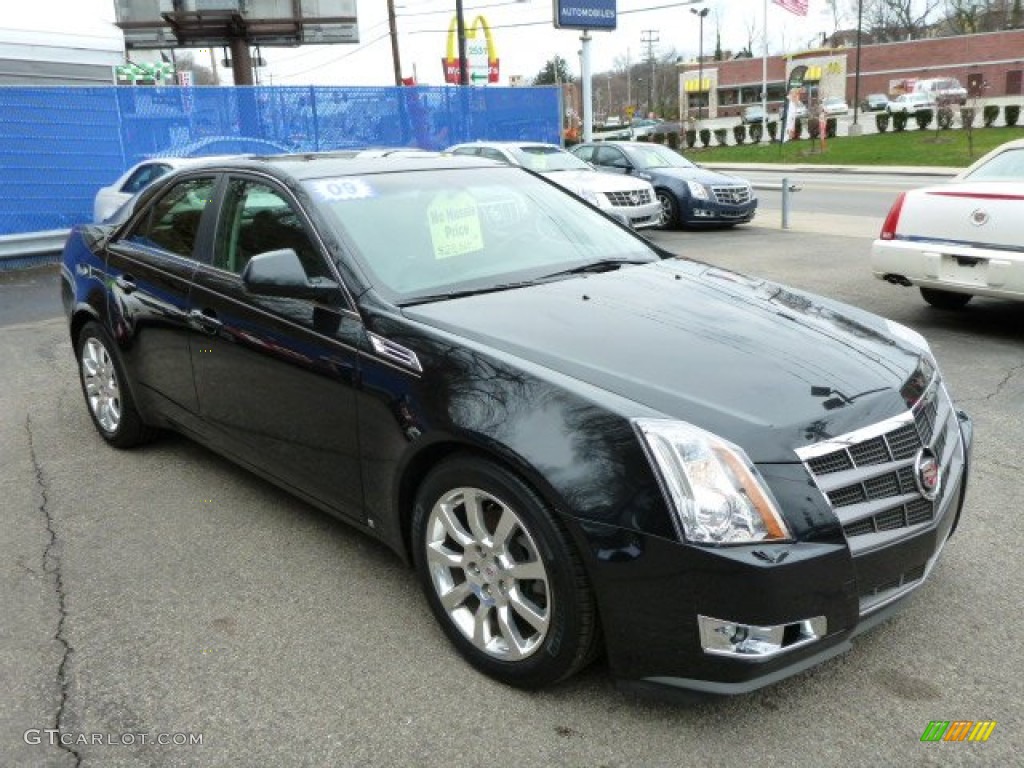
368, 333, 422, 373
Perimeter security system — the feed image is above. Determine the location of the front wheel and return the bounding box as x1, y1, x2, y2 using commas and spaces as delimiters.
411, 456, 599, 689
656, 190, 680, 229
920, 287, 972, 310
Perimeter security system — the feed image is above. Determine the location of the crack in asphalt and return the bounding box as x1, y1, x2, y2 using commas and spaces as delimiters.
959, 362, 1023, 403
26, 415, 82, 768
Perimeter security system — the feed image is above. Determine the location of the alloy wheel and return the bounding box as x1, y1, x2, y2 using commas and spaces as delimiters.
424, 486, 551, 660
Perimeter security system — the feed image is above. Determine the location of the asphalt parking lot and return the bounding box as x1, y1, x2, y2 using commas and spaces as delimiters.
2, 208, 1021, 766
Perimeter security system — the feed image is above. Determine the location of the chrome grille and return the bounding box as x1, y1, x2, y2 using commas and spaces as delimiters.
710, 185, 751, 205
606, 189, 652, 207
797, 373, 961, 555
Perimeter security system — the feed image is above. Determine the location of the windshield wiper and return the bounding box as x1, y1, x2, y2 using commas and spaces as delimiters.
540, 258, 652, 280
399, 280, 538, 307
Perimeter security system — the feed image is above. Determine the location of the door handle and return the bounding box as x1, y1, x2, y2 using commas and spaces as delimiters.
188, 308, 223, 334
114, 275, 136, 294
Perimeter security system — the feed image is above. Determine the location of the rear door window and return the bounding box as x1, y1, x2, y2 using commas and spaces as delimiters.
125, 176, 217, 258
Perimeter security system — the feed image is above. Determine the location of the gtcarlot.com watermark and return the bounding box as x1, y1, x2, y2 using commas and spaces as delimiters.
24, 729, 203, 747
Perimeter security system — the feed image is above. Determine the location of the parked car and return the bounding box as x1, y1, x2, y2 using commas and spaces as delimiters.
446, 141, 660, 229
872, 137, 1024, 308
741, 105, 767, 125
60, 152, 971, 695
914, 77, 968, 106
571, 141, 756, 229
886, 93, 937, 114
93, 157, 208, 223
821, 97, 849, 117
862, 93, 889, 112
629, 117, 664, 138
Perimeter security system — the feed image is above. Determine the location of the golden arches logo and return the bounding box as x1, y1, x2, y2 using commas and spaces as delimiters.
442, 15, 499, 84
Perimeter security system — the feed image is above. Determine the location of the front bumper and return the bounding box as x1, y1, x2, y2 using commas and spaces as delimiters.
683, 198, 757, 225
605, 199, 662, 230
571, 409, 972, 696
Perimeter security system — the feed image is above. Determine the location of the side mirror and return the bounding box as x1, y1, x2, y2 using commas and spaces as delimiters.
242, 248, 339, 302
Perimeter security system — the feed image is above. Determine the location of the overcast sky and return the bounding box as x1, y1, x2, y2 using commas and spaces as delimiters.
6, 0, 847, 85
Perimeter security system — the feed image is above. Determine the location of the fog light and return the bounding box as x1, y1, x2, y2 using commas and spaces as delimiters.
698, 615, 827, 659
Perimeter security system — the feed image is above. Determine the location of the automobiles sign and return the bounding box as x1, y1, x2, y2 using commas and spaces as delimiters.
554, 0, 617, 31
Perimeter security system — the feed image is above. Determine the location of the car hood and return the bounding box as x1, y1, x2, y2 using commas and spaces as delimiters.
544, 169, 651, 194
403, 259, 923, 462
637, 166, 748, 186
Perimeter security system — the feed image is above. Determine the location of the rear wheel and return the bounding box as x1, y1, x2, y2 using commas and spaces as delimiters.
76, 322, 155, 448
920, 287, 972, 310
656, 190, 679, 229
411, 456, 599, 689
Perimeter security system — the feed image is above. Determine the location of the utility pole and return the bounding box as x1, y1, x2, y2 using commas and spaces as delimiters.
456, 0, 468, 85
625, 47, 631, 113
641, 30, 659, 117
387, 0, 402, 85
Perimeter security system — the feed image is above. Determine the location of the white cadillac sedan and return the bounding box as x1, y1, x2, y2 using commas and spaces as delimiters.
446, 142, 661, 229
871, 138, 1024, 308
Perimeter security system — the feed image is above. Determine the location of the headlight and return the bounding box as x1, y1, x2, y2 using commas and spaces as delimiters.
685, 180, 709, 200
574, 187, 606, 207
885, 319, 932, 354
633, 419, 792, 545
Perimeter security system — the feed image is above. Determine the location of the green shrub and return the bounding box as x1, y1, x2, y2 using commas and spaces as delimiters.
767, 120, 778, 142
699, 128, 711, 147
749, 123, 763, 143
1006, 105, 1020, 126
960, 107, 976, 128
807, 117, 821, 139
652, 132, 666, 144
732, 124, 746, 145
685, 128, 696, 148
713, 128, 728, 146
892, 112, 908, 131
826, 117, 837, 138
667, 130, 680, 149
875, 113, 890, 132
936, 107, 954, 129
792, 118, 804, 140
983, 104, 1000, 126
914, 109, 934, 130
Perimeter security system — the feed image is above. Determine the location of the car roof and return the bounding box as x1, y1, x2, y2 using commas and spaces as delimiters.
165, 151, 507, 181
449, 141, 560, 150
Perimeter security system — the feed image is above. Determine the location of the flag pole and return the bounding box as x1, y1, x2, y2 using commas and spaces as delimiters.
761, 0, 767, 141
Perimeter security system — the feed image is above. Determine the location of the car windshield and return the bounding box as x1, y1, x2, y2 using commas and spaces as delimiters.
306, 166, 657, 304
625, 144, 697, 170
962, 147, 1024, 181
512, 146, 591, 172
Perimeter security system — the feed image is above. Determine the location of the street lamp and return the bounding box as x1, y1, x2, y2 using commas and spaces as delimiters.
690, 7, 709, 121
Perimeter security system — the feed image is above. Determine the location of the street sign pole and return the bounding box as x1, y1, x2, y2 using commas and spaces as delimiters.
581, 30, 592, 141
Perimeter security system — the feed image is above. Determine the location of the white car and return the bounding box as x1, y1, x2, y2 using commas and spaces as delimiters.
871, 138, 1024, 308
446, 142, 661, 229
821, 97, 849, 117
91, 156, 241, 223
886, 92, 937, 114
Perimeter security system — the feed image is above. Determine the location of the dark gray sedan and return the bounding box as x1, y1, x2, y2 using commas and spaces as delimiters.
572, 142, 756, 229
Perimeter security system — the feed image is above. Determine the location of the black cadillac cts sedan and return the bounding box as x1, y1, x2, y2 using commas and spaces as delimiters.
61, 153, 971, 696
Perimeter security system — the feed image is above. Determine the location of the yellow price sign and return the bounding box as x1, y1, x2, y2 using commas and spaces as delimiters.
625, 105, 636, 118
427, 192, 484, 259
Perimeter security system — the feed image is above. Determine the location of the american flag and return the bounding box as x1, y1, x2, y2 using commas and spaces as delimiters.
773, 0, 809, 15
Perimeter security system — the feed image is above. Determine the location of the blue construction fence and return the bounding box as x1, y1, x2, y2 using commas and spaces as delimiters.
0, 85, 560, 236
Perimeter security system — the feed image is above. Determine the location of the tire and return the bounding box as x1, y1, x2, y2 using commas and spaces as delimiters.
76, 321, 156, 448
656, 189, 680, 229
411, 455, 599, 689
920, 287, 972, 310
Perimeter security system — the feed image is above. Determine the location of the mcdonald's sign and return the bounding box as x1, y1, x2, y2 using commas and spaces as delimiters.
441, 15, 499, 85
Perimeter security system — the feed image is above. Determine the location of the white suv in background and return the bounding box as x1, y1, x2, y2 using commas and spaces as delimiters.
446, 142, 661, 229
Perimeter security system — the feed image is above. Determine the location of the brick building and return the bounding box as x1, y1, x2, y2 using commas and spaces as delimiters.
679, 29, 1024, 120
